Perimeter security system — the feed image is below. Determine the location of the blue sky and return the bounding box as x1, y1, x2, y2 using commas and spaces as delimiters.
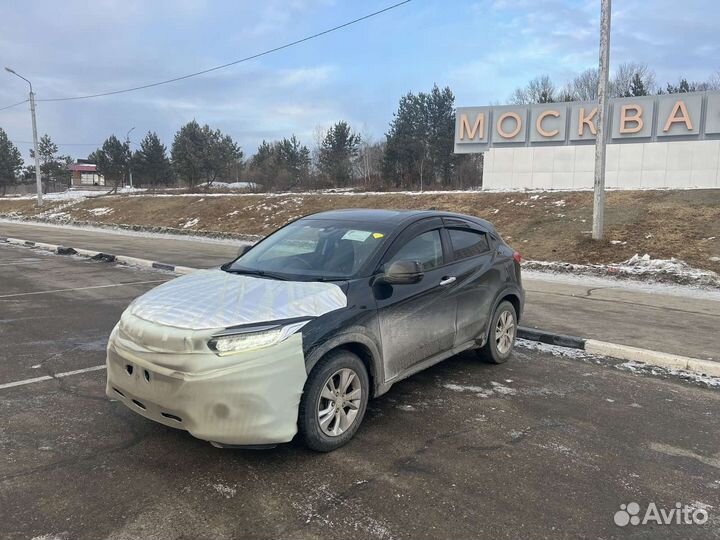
1, 0, 718, 160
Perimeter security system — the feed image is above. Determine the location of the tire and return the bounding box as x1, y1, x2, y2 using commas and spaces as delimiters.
298, 349, 369, 452
476, 301, 517, 364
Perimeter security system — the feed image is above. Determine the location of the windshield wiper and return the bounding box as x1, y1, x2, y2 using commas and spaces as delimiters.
223, 267, 289, 281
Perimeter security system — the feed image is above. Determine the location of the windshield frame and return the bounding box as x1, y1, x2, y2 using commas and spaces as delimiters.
223, 217, 395, 281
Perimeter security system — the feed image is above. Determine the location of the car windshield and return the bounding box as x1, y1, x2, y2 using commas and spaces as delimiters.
225, 219, 390, 280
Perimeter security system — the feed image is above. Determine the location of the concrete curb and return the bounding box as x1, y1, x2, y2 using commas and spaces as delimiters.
4, 236, 718, 380
584, 339, 720, 378
517, 327, 585, 349
3, 237, 198, 276
518, 326, 720, 378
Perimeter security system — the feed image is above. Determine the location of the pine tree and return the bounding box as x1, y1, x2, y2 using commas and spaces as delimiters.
318, 121, 361, 186
0, 128, 23, 196
133, 132, 173, 189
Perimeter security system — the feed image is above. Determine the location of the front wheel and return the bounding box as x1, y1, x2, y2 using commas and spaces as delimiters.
476, 301, 517, 364
298, 349, 369, 452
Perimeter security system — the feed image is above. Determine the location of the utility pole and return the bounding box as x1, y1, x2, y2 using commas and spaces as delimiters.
592, 0, 611, 240
5, 67, 43, 207
126, 127, 135, 189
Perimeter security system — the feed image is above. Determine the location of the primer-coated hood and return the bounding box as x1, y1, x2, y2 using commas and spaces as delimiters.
128, 269, 347, 330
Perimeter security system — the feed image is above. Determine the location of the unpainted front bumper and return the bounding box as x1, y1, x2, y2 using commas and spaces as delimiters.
106, 330, 307, 446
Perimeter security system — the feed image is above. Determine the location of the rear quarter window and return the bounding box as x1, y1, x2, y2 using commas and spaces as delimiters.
448, 229, 490, 260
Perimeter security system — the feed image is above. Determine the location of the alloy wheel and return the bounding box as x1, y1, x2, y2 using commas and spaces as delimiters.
495, 310, 516, 355
317, 368, 362, 437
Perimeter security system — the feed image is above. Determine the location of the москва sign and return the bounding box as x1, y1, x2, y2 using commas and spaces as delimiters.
454, 91, 720, 153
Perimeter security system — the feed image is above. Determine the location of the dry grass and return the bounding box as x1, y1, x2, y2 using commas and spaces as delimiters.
1, 189, 719, 272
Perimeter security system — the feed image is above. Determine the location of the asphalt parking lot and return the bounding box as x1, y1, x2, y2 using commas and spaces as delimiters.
1, 243, 719, 540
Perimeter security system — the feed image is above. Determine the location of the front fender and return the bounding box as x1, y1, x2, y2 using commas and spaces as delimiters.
304, 329, 386, 398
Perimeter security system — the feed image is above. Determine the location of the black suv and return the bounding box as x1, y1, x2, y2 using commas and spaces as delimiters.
106, 209, 524, 452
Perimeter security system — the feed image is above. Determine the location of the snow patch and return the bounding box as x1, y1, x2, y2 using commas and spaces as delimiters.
210, 482, 237, 498
87, 207, 113, 216
516, 338, 591, 359
443, 382, 515, 398
619, 361, 720, 389
181, 218, 199, 229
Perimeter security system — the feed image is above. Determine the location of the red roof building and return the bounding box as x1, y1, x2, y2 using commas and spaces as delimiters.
69, 160, 105, 187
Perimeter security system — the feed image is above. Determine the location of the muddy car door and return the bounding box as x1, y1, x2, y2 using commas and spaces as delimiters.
441, 218, 501, 347
373, 218, 457, 380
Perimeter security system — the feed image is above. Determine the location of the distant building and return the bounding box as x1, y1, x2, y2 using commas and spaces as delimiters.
68, 159, 105, 188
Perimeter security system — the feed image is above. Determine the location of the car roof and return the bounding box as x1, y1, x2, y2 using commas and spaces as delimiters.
302, 208, 496, 231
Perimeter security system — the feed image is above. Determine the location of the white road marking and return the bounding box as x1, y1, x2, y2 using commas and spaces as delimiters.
0, 280, 167, 299
0, 364, 106, 390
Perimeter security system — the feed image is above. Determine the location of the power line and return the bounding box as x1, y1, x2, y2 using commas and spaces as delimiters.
0, 99, 28, 111
34, 1, 412, 103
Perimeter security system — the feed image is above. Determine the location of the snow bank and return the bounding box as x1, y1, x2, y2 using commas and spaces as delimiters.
198, 181, 258, 190
524, 253, 720, 288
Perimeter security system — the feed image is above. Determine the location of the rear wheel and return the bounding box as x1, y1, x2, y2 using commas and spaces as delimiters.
476, 301, 517, 364
298, 349, 369, 452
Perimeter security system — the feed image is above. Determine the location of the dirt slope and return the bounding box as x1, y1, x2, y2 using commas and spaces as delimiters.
1, 189, 718, 272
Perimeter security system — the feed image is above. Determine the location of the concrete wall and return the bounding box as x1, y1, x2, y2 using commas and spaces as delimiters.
482, 140, 720, 190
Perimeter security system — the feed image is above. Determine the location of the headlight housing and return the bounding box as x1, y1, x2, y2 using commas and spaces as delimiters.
208, 320, 309, 356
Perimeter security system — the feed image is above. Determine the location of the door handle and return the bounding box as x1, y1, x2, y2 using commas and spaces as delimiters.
439, 276, 456, 286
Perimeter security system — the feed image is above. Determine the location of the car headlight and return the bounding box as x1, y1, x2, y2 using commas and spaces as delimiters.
208, 320, 309, 356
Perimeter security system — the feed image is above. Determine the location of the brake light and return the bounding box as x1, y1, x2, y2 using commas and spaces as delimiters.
513, 251, 522, 263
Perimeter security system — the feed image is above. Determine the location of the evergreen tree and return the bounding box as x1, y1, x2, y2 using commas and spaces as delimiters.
133, 132, 173, 189
383, 84, 457, 189
29, 134, 71, 190
629, 73, 647, 96
318, 121, 361, 186
0, 128, 23, 196
93, 135, 130, 190
171, 121, 242, 189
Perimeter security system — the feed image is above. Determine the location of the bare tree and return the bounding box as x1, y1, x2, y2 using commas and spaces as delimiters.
710, 71, 720, 90
509, 75, 556, 104
571, 68, 600, 101
611, 62, 656, 97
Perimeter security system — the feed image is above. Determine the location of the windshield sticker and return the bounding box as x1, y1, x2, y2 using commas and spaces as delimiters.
372, 232, 384, 239
342, 230, 373, 242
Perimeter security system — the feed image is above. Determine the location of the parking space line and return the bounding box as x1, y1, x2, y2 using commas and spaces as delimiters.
0, 365, 106, 390
0, 280, 168, 299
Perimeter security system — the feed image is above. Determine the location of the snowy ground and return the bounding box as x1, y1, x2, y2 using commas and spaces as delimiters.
7, 186, 146, 201
522, 267, 720, 301
516, 339, 720, 390
523, 253, 720, 288
0, 218, 252, 246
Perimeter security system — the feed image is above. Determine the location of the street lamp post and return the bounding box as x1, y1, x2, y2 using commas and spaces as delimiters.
5, 67, 43, 206
126, 127, 135, 189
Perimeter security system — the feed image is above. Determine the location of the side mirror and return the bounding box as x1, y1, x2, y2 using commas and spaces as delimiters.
378, 260, 424, 285
237, 244, 252, 257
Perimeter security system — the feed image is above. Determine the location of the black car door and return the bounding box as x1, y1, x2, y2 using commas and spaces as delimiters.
441, 218, 502, 347
374, 218, 458, 380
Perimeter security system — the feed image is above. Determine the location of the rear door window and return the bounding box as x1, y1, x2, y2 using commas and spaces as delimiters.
448, 228, 490, 260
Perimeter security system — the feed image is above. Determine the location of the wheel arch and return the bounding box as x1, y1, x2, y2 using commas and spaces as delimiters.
498, 291, 522, 323
305, 333, 384, 398
483, 287, 524, 344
